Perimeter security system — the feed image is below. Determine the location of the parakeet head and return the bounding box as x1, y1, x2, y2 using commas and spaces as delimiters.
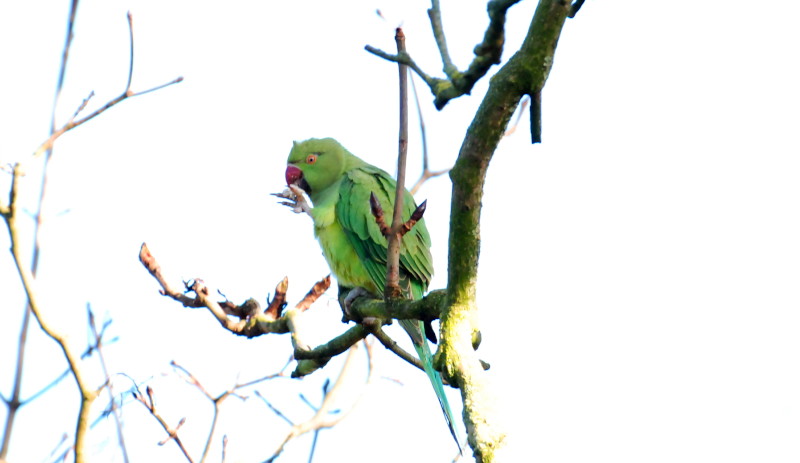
285, 138, 349, 198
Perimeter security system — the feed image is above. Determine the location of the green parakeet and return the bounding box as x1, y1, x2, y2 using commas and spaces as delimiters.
284, 137, 460, 450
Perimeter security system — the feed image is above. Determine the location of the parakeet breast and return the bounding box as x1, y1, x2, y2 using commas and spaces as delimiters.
313, 208, 380, 295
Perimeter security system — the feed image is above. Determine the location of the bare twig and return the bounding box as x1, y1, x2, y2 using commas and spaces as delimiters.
221, 435, 229, 463
2, 164, 100, 463
365, 323, 424, 373
139, 243, 333, 341
428, 0, 457, 78
235, 356, 293, 389
136, 358, 292, 463
32, 74, 183, 159
1, 0, 81, 457
409, 75, 450, 196
384, 27, 410, 299
18, 320, 118, 405
139, 243, 364, 378
31, 10, 182, 160
169, 361, 252, 463
132, 385, 193, 462
87, 306, 129, 463
2, 8, 181, 458
254, 391, 294, 426
265, 341, 375, 462
125, 11, 135, 92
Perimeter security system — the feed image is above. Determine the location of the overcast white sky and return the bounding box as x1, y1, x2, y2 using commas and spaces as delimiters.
2, 1, 800, 462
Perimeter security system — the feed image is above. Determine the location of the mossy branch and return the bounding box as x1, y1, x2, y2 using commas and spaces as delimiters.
436, 1, 573, 461
366, 0, 522, 110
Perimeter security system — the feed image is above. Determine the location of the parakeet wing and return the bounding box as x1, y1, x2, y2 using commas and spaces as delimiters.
336, 164, 433, 300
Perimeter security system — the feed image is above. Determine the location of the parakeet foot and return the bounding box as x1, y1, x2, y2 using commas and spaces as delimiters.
342, 286, 371, 321
273, 184, 311, 215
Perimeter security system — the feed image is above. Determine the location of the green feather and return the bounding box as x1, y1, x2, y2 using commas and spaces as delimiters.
287, 138, 461, 451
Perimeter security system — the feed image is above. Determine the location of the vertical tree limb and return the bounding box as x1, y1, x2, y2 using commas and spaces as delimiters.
385, 27, 410, 299
3, 165, 100, 463
1, 2, 80, 459
438, 1, 571, 461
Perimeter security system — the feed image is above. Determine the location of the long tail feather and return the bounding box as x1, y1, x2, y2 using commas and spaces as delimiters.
400, 319, 462, 454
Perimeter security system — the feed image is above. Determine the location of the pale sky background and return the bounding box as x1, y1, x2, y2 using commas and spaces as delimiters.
1, 1, 800, 462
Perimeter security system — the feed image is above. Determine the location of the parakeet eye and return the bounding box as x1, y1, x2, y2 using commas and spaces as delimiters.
306, 154, 318, 164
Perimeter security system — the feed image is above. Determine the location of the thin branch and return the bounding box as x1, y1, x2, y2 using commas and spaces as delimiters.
254, 391, 294, 426
125, 11, 134, 92
569, 0, 586, 18
221, 435, 229, 463
0, 290, 30, 460
384, 27, 410, 299
409, 75, 450, 196
70, 91, 95, 122
3, 164, 100, 463
427, 0, 457, 78
139, 243, 357, 377
365, 322, 424, 372
22, 324, 118, 405
168, 361, 249, 463
88, 306, 130, 463
290, 325, 369, 377
235, 356, 293, 389
132, 385, 193, 462
363, 46, 439, 90
33, 75, 183, 159
138, 243, 295, 337
366, 0, 522, 110
264, 341, 375, 462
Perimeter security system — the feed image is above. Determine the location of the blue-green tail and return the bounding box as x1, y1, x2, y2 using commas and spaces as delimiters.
400, 319, 462, 454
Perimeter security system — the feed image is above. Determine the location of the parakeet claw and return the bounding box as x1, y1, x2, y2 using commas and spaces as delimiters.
342, 287, 372, 321
273, 185, 311, 215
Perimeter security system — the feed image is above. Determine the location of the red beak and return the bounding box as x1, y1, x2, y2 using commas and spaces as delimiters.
285, 165, 303, 186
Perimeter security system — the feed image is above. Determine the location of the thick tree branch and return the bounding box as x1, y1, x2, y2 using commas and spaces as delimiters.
290, 325, 369, 377
438, 1, 572, 461
347, 288, 446, 322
